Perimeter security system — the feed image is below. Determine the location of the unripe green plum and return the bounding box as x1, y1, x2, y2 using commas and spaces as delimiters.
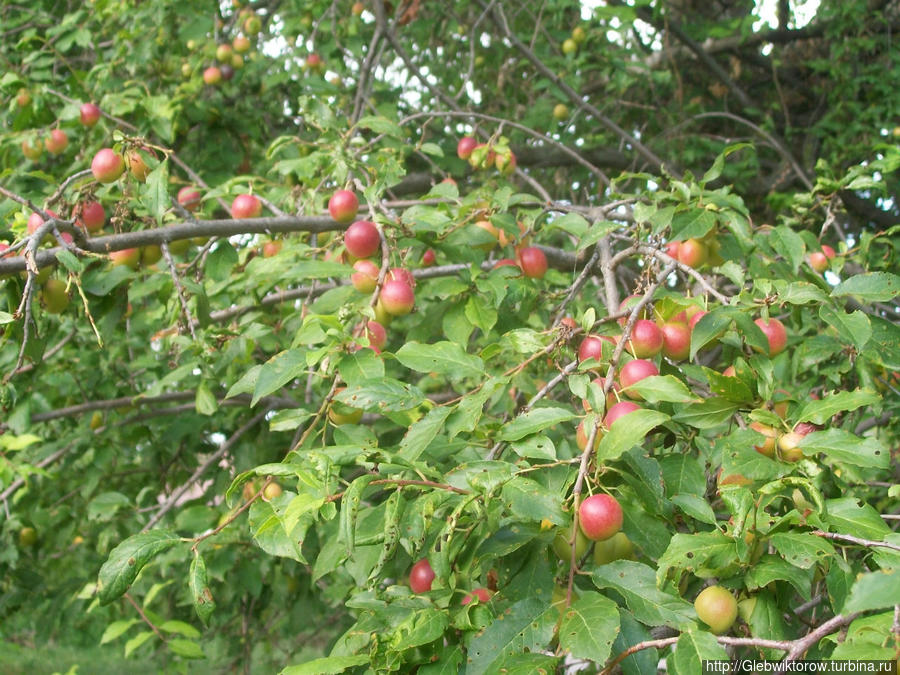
592, 531, 634, 565
694, 585, 738, 634
551, 522, 590, 562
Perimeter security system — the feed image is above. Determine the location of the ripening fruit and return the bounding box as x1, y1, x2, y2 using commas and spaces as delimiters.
90, 411, 103, 430
409, 558, 435, 593
141, 245, 162, 266
262, 482, 283, 501
41, 279, 70, 314
328, 399, 363, 426
344, 220, 380, 259
177, 186, 202, 212
603, 401, 640, 429
777, 431, 805, 462
422, 249, 436, 266
627, 319, 664, 358
575, 418, 598, 451
80, 102, 101, 127
380, 279, 415, 315
109, 248, 141, 269
262, 240, 282, 258
76, 201, 105, 232
808, 245, 836, 272
45, 129, 69, 155
753, 317, 787, 357
462, 588, 492, 605
216, 44, 233, 62
694, 586, 738, 635
553, 103, 569, 121
243, 13, 262, 35
18, 527, 37, 547
619, 359, 658, 400
592, 531, 634, 565
552, 522, 590, 562
22, 138, 43, 161
328, 190, 359, 224
233, 36, 251, 53
578, 493, 623, 541
351, 259, 380, 293
231, 194, 262, 219
561, 38, 577, 55
578, 334, 614, 366
660, 321, 691, 361
91, 148, 125, 183
518, 246, 548, 278
16, 89, 31, 107
749, 421, 778, 458
457, 136, 478, 160
495, 150, 517, 175
365, 320, 387, 351
203, 66, 222, 85
677, 238, 708, 268
387, 267, 416, 289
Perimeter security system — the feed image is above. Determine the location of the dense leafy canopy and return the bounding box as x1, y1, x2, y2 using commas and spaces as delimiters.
1, 0, 899, 672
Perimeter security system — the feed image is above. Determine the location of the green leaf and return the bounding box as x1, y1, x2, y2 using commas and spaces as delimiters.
843, 569, 900, 613
55, 248, 84, 274
100, 619, 138, 645
596, 409, 670, 461
167, 639, 205, 659
832, 272, 900, 302
394, 341, 484, 379
356, 115, 402, 137
195, 381, 218, 415
249, 498, 309, 563
205, 241, 238, 282
398, 406, 452, 461
690, 311, 732, 359
282, 655, 371, 675
189, 552, 215, 626
464, 294, 497, 333
745, 556, 813, 600
669, 631, 728, 674
289, 260, 352, 280
558, 592, 620, 664
252, 349, 307, 406
656, 532, 740, 585
124, 631, 154, 658
335, 378, 424, 412
769, 532, 834, 569
819, 306, 871, 351
577, 220, 620, 250
825, 497, 892, 540
548, 212, 589, 238
98, 530, 182, 604
794, 389, 880, 425
389, 608, 449, 651
509, 435, 557, 461
591, 561, 696, 630
465, 597, 557, 675
87, 491, 131, 521
501, 478, 566, 526
673, 398, 740, 429
498, 406, 578, 442
625, 375, 698, 403
776, 281, 829, 305
799, 429, 889, 469
159, 620, 201, 639
143, 159, 169, 223
670, 494, 717, 525
670, 208, 717, 242
769, 226, 806, 271
337, 349, 385, 385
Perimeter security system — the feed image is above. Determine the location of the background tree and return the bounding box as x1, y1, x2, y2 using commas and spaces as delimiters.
0, 0, 898, 672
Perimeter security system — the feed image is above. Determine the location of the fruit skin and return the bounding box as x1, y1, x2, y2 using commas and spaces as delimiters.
91, 148, 125, 183
462, 588, 492, 605
578, 494, 624, 541
233, 36, 251, 53
677, 238, 708, 268
364, 320, 387, 351
777, 431, 805, 462
41, 279, 70, 314
141, 245, 162, 266
753, 317, 787, 357
328, 190, 359, 224
177, 186, 202, 212
350, 261, 379, 294
604, 401, 640, 428
380, 279, 415, 315
328, 403, 363, 426
750, 421, 778, 458
203, 66, 222, 85
125, 148, 153, 182
409, 558, 435, 593
808, 245, 836, 272
422, 249, 436, 266
387, 267, 416, 288
561, 38, 577, 54
18, 527, 37, 547
552, 521, 590, 562
660, 321, 691, 361
231, 194, 262, 219
457, 136, 478, 160
262, 482, 283, 501
90, 411, 103, 430
518, 246, 548, 279
109, 248, 141, 269
216, 44, 233, 62
76, 201, 105, 232
619, 359, 659, 399
592, 531, 634, 565
45, 129, 69, 155
262, 240, 282, 258
694, 586, 738, 635
22, 138, 43, 160
575, 418, 598, 452
627, 319, 664, 358
344, 220, 381, 259
578, 334, 614, 366
80, 103, 101, 126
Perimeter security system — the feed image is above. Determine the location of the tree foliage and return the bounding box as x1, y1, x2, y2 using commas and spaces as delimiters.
1, 0, 899, 671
